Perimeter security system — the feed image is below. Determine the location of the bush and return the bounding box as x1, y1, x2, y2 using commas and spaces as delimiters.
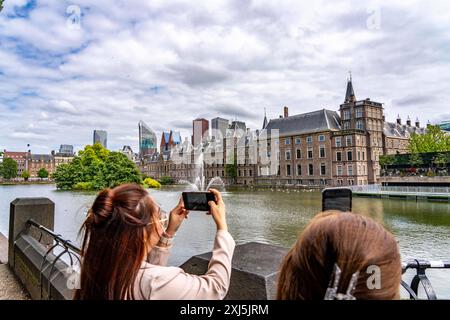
73, 182, 95, 190
143, 178, 161, 189
158, 176, 174, 185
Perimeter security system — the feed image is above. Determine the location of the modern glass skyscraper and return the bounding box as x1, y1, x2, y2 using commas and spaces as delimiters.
139, 121, 157, 159
440, 120, 450, 132
93, 130, 107, 149
211, 117, 229, 141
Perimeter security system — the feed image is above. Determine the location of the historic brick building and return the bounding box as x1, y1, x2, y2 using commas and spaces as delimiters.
140, 77, 426, 187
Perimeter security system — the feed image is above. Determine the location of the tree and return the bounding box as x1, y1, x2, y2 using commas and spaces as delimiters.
408, 153, 423, 168
225, 155, 237, 183
0, 1, 3, 12
53, 143, 142, 190
433, 153, 447, 168
21, 170, 30, 181
2, 158, 18, 179
158, 176, 174, 185
408, 125, 450, 153
38, 168, 49, 179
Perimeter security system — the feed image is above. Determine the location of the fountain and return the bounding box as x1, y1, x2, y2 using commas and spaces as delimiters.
179, 148, 225, 192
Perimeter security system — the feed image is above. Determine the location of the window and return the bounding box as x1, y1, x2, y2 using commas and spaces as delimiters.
320, 163, 326, 175
244, 169, 247, 176
308, 164, 314, 176
362, 151, 365, 161
348, 179, 355, 185
343, 110, 350, 120
348, 165, 353, 176
335, 137, 342, 147
238, 170, 241, 177
285, 138, 291, 145
356, 120, 364, 130
306, 136, 312, 144
297, 164, 302, 176
285, 150, 291, 160
286, 164, 291, 176
337, 179, 343, 186
343, 122, 350, 130
277, 165, 280, 176
347, 151, 353, 161
318, 135, 325, 142
296, 149, 301, 159
295, 137, 301, 145
336, 151, 342, 161
337, 165, 343, 176
356, 108, 363, 118
249, 169, 252, 176
346, 136, 353, 146
358, 151, 361, 161
307, 147, 313, 159
319, 145, 326, 158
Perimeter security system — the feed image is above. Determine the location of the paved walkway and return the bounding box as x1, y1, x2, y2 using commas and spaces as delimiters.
0, 232, 30, 300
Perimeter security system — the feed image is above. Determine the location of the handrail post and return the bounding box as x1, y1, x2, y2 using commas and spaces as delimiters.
9, 198, 55, 269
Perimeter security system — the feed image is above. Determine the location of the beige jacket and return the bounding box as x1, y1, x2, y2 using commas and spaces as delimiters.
134, 230, 235, 300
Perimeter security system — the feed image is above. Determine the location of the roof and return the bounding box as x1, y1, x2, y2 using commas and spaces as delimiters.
3, 151, 27, 158
30, 154, 53, 161
383, 122, 426, 138
345, 79, 355, 102
264, 109, 341, 136
162, 132, 170, 144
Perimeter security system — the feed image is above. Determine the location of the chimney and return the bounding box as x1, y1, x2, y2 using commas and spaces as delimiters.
415, 117, 420, 128
396, 115, 401, 125
284, 106, 289, 118
406, 116, 411, 126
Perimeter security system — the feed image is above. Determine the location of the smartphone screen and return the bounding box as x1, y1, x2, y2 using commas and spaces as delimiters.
182, 192, 215, 211
322, 188, 352, 212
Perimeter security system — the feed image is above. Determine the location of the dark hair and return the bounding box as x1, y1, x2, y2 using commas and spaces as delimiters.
74, 183, 159, 300
277, 211, 401, 300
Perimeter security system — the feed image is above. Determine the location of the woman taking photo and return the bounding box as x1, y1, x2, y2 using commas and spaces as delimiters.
74, 183, 234, 300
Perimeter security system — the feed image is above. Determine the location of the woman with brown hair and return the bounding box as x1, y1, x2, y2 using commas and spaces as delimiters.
74, 183, 234, 300
277, 211, 401, 300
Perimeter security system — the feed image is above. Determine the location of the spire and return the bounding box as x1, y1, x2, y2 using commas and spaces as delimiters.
262, 107, 268, 129
345, 71, 356, 103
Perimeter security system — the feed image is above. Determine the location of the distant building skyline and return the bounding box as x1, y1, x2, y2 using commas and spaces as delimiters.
192, 118, 209, 147
93, 130, 107, 149
138, 121, 157, 160
211, 117, 230, 141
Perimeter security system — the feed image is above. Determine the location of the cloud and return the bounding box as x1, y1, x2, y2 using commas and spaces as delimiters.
1, 0, 450, 153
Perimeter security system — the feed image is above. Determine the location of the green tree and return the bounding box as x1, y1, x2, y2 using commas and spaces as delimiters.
408, 125, 450, 153
53, 143, 142, 190
433, 153, 447, 168
0, 1, 3, 12
21, 170, 30, 181
37, 168, 49, 179
2, 158, 18, 179
225, 155, 237, 183
408, 153, 423, 168
158, 176, 174, 185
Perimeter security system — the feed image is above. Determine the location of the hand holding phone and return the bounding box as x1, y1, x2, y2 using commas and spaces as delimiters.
182, 191, 216, 211
322, 188, 352, 212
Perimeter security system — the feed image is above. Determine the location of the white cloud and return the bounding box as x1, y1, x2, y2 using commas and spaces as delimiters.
1, 0, 450, 153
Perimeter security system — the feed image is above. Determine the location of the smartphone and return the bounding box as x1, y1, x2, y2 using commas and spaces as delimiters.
322, 188, 352, 212
182, 192, 216, 211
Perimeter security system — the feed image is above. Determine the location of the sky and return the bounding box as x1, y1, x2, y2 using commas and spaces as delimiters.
1, 0, 450, 154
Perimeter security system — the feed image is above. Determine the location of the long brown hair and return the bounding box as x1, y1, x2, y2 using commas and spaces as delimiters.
74, 183, 159, 300
277, 211, 401, 300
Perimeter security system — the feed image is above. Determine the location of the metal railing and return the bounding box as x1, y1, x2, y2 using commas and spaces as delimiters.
26, 219, 81, 300
348, 184, 450, 194
24, 219, 450, 300
401, 259, 450, 300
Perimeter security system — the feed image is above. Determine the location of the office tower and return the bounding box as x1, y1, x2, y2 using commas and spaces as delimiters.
192, 118, 209, 147
93, 130, 107, 149
211, 117, 229, 141
138, 120, 157, 159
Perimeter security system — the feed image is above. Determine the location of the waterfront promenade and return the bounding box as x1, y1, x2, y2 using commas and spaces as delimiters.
0, 232, 29, 300
349, 185, 450, 202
